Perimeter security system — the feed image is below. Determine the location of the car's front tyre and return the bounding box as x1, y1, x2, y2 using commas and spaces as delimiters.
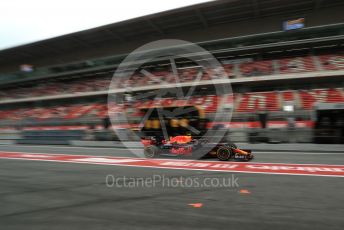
216, 146, 233, 161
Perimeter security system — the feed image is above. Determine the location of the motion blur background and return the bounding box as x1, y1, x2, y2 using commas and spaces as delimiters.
0, 0, 344, 145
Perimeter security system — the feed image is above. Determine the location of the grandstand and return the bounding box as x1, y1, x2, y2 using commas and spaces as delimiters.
0, 0, 344, 143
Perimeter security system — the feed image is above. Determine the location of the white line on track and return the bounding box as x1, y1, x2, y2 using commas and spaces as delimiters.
1, 150, 344, 166
255, 151, 344, 155
0, 155, 344, 178
0, 144, 343, 155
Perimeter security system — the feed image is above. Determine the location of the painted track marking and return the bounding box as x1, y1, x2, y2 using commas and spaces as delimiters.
0, 151, 344, 178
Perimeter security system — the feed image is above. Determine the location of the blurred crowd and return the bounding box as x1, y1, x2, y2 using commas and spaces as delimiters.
0, 88, 343, 122
0, 54, 343, 101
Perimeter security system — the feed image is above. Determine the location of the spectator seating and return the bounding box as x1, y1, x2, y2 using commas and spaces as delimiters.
0, 88, 343, 122
318, 54, 344, 70
1, 54, 344, 102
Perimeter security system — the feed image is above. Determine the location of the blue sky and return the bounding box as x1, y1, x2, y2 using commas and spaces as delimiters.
0, 0, 211, 50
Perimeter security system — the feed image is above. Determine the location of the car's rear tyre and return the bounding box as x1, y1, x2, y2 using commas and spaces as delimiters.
216, 146, 233, 161
144, 145, 160, 158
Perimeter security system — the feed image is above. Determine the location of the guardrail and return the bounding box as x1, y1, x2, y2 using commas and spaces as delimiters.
11, 127, 344, 145
16, 130, 86, 145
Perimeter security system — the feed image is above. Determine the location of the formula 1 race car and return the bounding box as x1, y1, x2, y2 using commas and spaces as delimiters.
137, 105, 253, 161
141, 135, 254, 161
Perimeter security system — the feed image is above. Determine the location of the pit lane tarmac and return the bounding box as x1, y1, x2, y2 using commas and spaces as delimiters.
0, 144, 343, 230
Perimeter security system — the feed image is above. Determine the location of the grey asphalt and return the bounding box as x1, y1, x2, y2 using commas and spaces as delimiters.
0, 145, 344, 230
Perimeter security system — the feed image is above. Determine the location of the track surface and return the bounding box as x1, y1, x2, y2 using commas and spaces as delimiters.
0, 145, 344, 230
